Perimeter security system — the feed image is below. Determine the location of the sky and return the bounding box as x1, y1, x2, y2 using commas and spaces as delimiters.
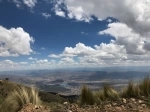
0, 0, 150, 71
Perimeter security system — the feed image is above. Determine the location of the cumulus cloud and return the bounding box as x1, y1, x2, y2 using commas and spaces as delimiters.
12, 0, 22, 8
23, 0, 37, 8
107, 19, 112, 23
55, 10, 65, 17
53, 0, 150, 36
20, 62, 28, 64
0, 60, 18, 68
99, 22, 146, 55
48, 41, 150, 66
0, 60, 30, 70
0, 26, 34, 57
29, 58, 58, 69
41, 13, 51, 19
61, 57, 75, 63
53, 3, 66, 17
48, 53, 76, 58
36, 59, 48, 64
48, 0, 150, 66
81, 32, 88, 35
28, 57, 37, 60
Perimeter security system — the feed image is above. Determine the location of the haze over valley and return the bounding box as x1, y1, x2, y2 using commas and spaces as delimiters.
0, 68, 149, 95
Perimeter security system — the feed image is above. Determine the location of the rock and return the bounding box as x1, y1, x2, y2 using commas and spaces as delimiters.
138, 100, 144, 104
34, 105, 39, 109
18, 103, 51, 112
141, 104, 146, 108
112, 103, 117, 106
115, 106, 122, 111
122, 98, 127, 103
64, 102, 68, 105
128, 103, 135, 108
130, 98, 136, 102
105, 104, 111, 109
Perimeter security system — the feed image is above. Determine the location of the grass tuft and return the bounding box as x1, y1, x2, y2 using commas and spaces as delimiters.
79, 85, 95, 106
121, 81, 139, 98
0, 85, 41, 112
121, 76, 150, 98
80, 84, 119, 106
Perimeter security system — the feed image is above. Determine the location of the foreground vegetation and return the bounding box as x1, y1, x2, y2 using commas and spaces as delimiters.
0, 86, 41, 112
79, 77, 150, 106
0, 80, 66, 112
0, 77, 150, 111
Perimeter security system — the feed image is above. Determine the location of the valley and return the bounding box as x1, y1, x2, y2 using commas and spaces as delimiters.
0, 69, 149, 95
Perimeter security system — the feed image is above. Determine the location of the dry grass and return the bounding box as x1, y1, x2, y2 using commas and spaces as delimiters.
121, 81, 139, 98
94, 84, 119, 104
0, 85, 41, 112
79, 85, 95, 106
80, 76, 150, 106
121, 76, 150, 98
103, 84, 119, 100
80, 84, 119, 105
139, 77, 150, 96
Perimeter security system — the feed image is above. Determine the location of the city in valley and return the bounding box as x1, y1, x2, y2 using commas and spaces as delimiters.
0, 68, 149, 95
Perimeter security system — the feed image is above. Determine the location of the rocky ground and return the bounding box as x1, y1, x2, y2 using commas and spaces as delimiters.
18, 98, 150, 112
18, 103, 51, 112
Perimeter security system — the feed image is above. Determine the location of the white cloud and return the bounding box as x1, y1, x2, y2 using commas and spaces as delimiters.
32, 51, 41, 54
36, 59, 48, 64
0, 60, 30, 70
53, 4, 66, 17
107, 19, 112, 23
55, 10, 65, 17
99, 22, 146, 55
61, 57, 75, 63
28, 57, 37, 60
48, 53, 76, 58
63, 43, 96, 56
41, 47, 46, 50
58, 57, 78, 66
12, 0, 22, 8
20, 62, 28, 64
53, 0, 150, 36
81, 32, 88, 35
29, 58, 57, 69
23, 0, 37, 8
41, 13, 51, 19
0, 26, 34, 57
48, 40, 150, 66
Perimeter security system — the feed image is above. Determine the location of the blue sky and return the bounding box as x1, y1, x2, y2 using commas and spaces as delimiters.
0, 0, 150, 70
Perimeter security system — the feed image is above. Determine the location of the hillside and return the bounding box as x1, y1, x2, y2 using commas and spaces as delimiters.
1, 78, 150, 112
0, 79, 69, 112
